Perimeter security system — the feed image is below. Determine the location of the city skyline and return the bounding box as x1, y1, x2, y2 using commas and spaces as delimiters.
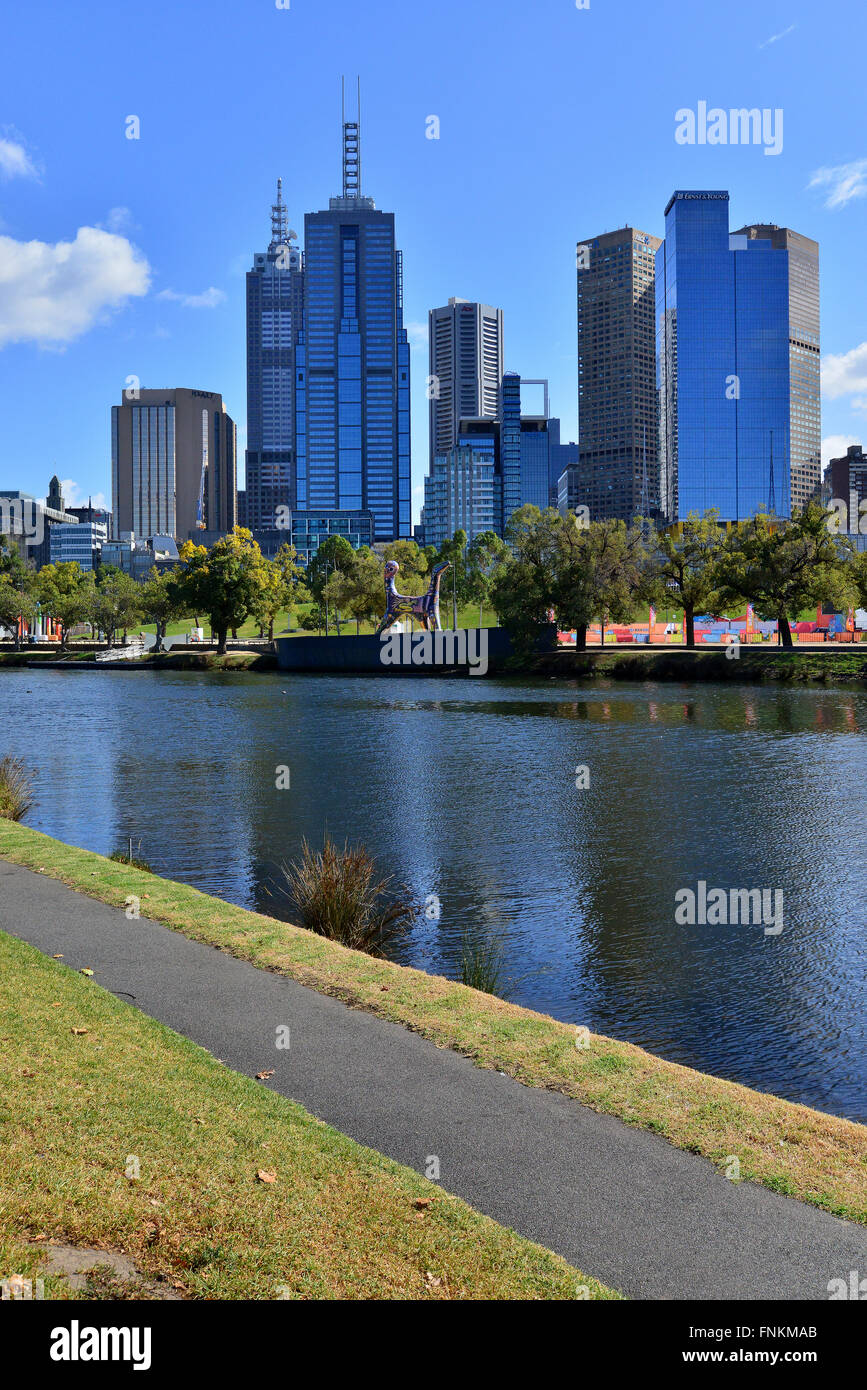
1, 0, 865, 525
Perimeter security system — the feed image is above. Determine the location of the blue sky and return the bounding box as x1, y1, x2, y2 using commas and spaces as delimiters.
1, 0, 865, 522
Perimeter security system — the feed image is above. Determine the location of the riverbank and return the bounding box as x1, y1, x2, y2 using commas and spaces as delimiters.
0, 930, 611, 1300
528, 645, 867, 685
2, 820, 864, 1226
5, 641, 866, 683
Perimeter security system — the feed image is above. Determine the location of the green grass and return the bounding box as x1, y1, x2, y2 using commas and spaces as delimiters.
2, 820, 865, 1227
0, 930, 617, 1300
532, 646, 867, 685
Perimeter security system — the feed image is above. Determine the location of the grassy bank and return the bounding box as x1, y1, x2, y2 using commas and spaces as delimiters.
1, 821, 865, 1226
530, 646, 867, 685
0, 930, 615, 1300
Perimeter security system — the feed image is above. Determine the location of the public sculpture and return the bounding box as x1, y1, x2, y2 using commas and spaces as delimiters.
375, 560, 450, 636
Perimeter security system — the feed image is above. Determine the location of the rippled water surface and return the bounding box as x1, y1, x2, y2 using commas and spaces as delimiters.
2, 669, 865, 1120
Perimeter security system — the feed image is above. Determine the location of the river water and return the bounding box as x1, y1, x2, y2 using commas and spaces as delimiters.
1, 668, 864, 1121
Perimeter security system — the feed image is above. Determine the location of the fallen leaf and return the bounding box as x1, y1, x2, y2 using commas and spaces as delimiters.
257, 1170, 277, 1184
143, 1222, 160, 1243
255, 1070, 275, 1081
52, 954, 63, 960
80, 968, 94, 977
424, 1271, 442, 1289
414, 1198, 432, 1210
380, 985, 390, 992
71, 1027, 89, 1036
51, 1003, 62, 1008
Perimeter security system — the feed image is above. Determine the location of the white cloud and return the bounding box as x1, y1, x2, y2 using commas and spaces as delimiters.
405, 320, 428, 350
60, 480, 107, 510
0, 226, 150, 348
102, 207, 135, 234
822, 341, 867, 399
808, 159, 867, 210
0, 136, 39, 181
156, 286, 225, 309
759, 23, 797, 49
822, 435, 861, 467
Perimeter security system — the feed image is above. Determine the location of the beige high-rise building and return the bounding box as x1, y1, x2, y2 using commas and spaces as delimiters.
111, 388, 237, 541
576, 226, 662, 521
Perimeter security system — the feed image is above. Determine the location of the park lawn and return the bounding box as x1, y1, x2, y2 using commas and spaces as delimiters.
0, 930, 616, 1301
1, 822, 865, 1228
136, 603, 501, 643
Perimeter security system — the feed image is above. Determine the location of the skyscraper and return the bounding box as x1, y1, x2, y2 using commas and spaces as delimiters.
293, 89, 411, 541
428, 299, 504, 468
656, 191, 807, 523
732, 223, 820, 514
576, 226, 662, 522
244, 180, 304, 531
111, 388, 237, 541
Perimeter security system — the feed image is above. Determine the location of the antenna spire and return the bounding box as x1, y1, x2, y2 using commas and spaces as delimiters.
270, 177, 289, 248
341, 75, 361, 198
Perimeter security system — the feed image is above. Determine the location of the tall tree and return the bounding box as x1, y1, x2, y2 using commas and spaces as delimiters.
716, 504, 853, 648
646, 509, 725, 648
90, 569, 141, 647
466, 530, 509, 628
139, 568, 189, 653
35, 562, 93, 650
551, 515, 647, 649
175, 528, 268, 655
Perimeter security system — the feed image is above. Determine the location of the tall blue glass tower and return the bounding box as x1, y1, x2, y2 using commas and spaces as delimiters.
244, 181, 304, 530
656, 191, 793, 523
294, 97, 411, 541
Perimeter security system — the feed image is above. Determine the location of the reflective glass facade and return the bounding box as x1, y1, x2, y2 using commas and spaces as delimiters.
245, 186, 304, 531
423, 447, 495, 551
295, 200, 411, 542
657, 191, 793, 522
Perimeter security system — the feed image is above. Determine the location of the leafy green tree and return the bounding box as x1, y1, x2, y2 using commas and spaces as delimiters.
90, 569, 142, 647
175, 527, 267, 655
466, 530, 509, 627
646, 509, 725, 648
272, 542, 307, 634
490, 507, 560, 653
305, 535, 356, 633
382, 539, 430, 594
36, 561, 93, 649
551, 515, 647, 649
434, 530, 471, 628
328, 547, 383, 634
0, 539, 36, 649
716, 504, 853, 648
139, 568, 190, 653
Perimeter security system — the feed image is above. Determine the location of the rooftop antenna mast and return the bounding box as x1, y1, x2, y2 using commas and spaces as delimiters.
342, 75, 361, 198
270, 177, 289, 247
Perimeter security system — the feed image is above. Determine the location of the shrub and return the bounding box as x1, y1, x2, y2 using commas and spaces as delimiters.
0, 755, 34, 822
280, 834, 418, 956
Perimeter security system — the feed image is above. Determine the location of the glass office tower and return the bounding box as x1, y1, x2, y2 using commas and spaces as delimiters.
656, 191, 794, 522
294, 115, 411, 542
245, 181, 304, 530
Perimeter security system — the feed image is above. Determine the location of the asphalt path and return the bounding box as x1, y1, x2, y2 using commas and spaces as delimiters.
2, 859, 865, 1300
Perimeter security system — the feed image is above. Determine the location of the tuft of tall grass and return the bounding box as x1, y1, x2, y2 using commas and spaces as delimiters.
279, 834, 418, 956
0, 755, 34, 822
459, 931, 511, 997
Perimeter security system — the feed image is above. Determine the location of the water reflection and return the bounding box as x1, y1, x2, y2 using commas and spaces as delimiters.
0, 669, 864, 1121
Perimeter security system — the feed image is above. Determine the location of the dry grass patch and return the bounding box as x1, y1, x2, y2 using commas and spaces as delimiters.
1, 820, 865, 1225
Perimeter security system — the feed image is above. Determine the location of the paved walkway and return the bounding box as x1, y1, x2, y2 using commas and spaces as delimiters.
2, 859, 865, 1300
